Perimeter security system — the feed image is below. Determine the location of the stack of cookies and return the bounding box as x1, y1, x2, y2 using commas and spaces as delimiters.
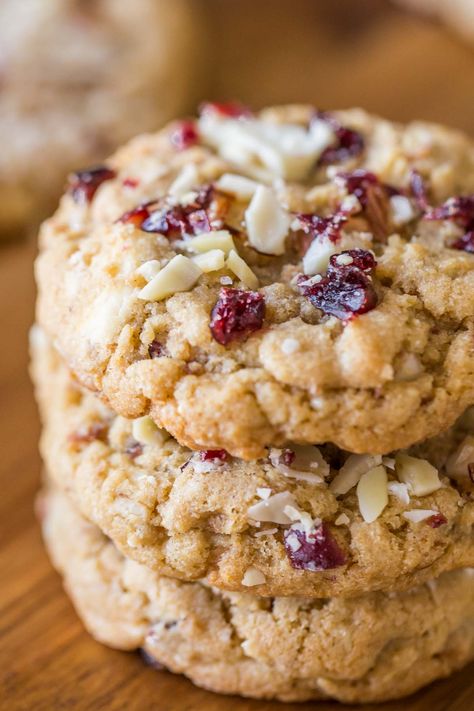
32, 103, 474, 703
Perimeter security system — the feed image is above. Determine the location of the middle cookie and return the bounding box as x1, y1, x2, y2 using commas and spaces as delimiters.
32, 327, 474, 598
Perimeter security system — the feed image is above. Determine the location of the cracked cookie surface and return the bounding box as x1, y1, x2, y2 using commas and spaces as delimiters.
35, 104, 474, 457
41, 487, 474, 704
32, 327, 474, 597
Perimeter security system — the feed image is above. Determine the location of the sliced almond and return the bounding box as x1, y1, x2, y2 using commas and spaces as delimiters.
446, 435, 474, 482
387, 481, 410, 505
169, 164, 199, 198
215, 173, 260, 200
138, 255, 202, 301
330, 454, 382, 496
403, 509, 439, 523
242, 566, 266, 587
356, 465, 388, 523
187, 230, 235, 255
245, 185, 291, 255
136, 259, 161, 281
247, 491, 296, 524
192, 249, 226, 273
131, 416, 166, 446
395, 454, 442, 496
227, 249, 259, 289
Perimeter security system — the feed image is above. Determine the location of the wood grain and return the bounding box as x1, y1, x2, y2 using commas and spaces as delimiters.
1, 3, 474, 707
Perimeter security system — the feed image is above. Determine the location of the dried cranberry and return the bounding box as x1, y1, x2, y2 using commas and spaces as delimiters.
148, 340, 165, 358
315, 111, 365, 165
200, 449, 228, 463
299, 248, 378, 321
284, 522, 346, 571
410, 170, 429, 211
337, 170, 379, 208
452, 231, 474, 253
280, 449, 296, 467
426, 513, 447, 528
122, 177, 140, 189
141, 185, 214, 238
125, 439, 143, 459
210, 288, 265, 345
68, 166, 116, 204
68, 422, 108, 445
424, 196, 474, 228
119, 204, 153, 227
170, 120, 199, 151
297, 212, 348, 245
200, 101, 252, 119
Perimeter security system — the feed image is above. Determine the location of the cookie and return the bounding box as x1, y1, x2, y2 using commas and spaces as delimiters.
31, 326, 474, 597
40, 486, 474, 704
35, 104, 474, 458
0, 0, 203, 238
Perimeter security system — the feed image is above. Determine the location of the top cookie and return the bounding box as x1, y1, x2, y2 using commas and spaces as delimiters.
36, 104, 474, 459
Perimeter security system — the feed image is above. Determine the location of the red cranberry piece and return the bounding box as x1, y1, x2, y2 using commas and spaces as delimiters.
125, 440, 143, 459
200, 101, 252, 119
119, 204, 152, 227
210, 288, 265, 345
280, 449, 296, 467
452, 231, 474, 253
284, 522, 346, 571
200, 449, 228, 463
424, 195, 474, 228
122, 177, 140, 189
314, 111, 365, 165
68, 166, 116, 204
170, 120, 199, 151
410, 170, 429, 211
426, 513, 447, 528
148, 340, 165, 358
299, 248, 378, 321
141, 185, 214, 237
68, 422, 108, 444
337, 170, 379, 208
297, 212, 348, 246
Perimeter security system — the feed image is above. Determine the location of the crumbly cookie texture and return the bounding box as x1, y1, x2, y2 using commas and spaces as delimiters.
0, 0, 202, 238
31, 327, 474, 597
35, 104, 474, 458
41, 487, 474, 704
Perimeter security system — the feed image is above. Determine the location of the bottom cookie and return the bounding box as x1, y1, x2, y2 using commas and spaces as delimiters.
40, 487, 474, 704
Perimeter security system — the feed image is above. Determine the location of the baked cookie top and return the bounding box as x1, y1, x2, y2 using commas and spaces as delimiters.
36, 104, 474, 457
42, 487, 474, 705
32, 328, 474, 598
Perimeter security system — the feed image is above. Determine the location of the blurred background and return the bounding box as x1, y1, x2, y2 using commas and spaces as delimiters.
0, 0, 473, 243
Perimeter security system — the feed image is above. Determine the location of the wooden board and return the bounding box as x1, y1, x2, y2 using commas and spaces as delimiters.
1, 3, 474, 708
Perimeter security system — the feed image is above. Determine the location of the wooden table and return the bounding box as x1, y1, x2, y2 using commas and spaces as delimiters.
1, 2, 474, 706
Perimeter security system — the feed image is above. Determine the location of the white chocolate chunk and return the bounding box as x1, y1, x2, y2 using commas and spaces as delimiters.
356, 465, 388, 523
138, 255, 202, 301
200, 114, 335, 181
387, 481, 410, 505
132, 416, 166, 446
395, 454, 442, 496
169, 163, 199, 198
192, 249, 226, 273
403, 509, 439, 523
227, 249, 259, 289
281, 337, 300, 354
330, 454, 382, 496
242, 566, 266, 587
390, 195, 416, 226
136, 259, 161, 281
215, 173, 260, 199
187, 230, 235, 255
248, 491, 296, 524
256, 487, 272, 500
245, 185, 291, 255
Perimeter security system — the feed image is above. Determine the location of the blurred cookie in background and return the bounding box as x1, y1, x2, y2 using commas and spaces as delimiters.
0, 0, 207, 241
395, 0, 474, 41
205, 0, 474, 132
